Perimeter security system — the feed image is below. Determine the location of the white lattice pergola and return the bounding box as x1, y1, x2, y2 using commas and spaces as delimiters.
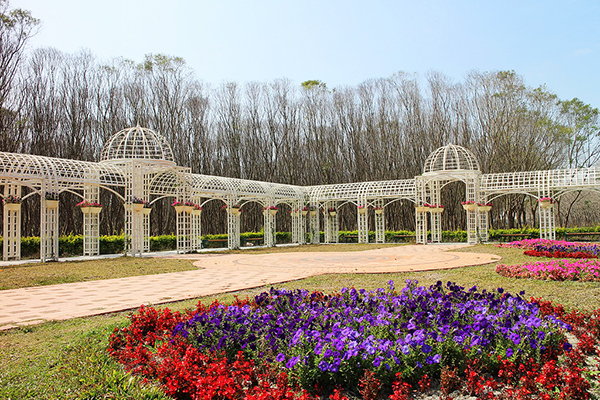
1, 129, 599, 261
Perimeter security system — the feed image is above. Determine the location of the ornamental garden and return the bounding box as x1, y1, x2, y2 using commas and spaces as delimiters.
109, 239, 600, 399
2, 127, 600, 398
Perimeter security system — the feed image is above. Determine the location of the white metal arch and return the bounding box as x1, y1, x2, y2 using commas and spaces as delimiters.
2, 129, 600, 261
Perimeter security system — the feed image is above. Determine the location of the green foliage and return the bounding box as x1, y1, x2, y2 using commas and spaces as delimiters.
21, 236, 40, 256
149, 235, 176, 251
60, 234, 83, 256
9, 226, 600, 258
0, 319, 170, 399
99, 235, 124, 255
301, 80, 327, 90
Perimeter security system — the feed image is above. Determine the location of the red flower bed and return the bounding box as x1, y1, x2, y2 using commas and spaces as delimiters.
523, 249, 598, 259
108, 295, 600, 399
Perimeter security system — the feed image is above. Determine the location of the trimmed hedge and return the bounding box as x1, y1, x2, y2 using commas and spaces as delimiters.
5, 226, 600, 258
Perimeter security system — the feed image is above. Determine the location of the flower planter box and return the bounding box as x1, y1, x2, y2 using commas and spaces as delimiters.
183, 205, 194, 214
375, 209, 383, 215
429, 207, 444, 214
478, 205, 492, 212
192, 209, 202, 216
132, 203, 145, 212
415, 206, 429, 213
302, 210, 308, 216
539, 201, 553, 209
46, 200, 59, 210
329, 211, 336, 217
142, 208, 152, 216
270, 209, 278, 216
309, 210, 317, 217
358, 208, 367, 215
230, 208, 241, 216
81, 206, 102, 214
462, 204, 476, 212
173, 205, 185, 214
5, 203, 21, 211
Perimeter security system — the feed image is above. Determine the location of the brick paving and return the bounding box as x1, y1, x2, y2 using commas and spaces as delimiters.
0, 244, 501, 330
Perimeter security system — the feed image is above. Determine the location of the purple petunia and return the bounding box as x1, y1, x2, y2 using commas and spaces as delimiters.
176, 280, 569, 384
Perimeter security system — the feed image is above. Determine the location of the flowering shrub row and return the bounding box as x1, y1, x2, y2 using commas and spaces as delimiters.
523, 249, 598, 259
496, 259, 600, 282
108, 281, 600, 399
498, 239, 600, 260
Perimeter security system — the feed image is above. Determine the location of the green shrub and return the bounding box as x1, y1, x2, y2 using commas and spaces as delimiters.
9, 226, 600, 258
100, 235, 124, 254
150, 235, 176, 251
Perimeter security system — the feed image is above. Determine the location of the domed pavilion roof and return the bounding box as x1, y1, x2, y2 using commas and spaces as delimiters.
422, 144, 480, 175
100, 127, 175, 164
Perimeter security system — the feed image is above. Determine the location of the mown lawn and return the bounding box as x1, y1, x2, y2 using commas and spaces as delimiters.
0, 257, 198, 290
1, 243, 599, 398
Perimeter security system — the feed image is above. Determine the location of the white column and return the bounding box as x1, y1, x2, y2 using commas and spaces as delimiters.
176, 207, 192, 253
309, 203, 320, 244
374, 199, 385, 243
429, 181, 442, 243
264, 202, 276, 247
357, 200, 369, 244
3, 184, 21, 261
41, 188, 60, 261
226, 201, 241, 249
82, 184, 100, 256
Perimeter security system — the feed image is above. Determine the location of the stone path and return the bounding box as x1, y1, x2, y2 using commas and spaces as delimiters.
0, 244, 501, 330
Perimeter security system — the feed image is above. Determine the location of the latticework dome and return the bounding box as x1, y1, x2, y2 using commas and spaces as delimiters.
100, 127, 175, 164
423, 144, 480, 175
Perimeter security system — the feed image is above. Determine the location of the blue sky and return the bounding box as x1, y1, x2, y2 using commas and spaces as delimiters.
12, 0, 600, 108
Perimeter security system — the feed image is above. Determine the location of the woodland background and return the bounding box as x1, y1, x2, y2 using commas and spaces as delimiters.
1, 2, 599, 237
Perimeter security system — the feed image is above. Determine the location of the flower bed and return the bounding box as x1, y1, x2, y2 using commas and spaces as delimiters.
496, 259, 600, 282
496, 238, 568, 249
498, 239, 600, 259
108, 280, 599, 399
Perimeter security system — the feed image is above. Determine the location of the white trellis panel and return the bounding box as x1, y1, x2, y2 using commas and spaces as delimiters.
264, 203, 276, 247
415, 178, 428, 244
291, 201, 305, 244
40, 196, 59, 262
539, 207, 556, 240
227, 206, 241, 250
3, 184, 21, 260
176, 210, 192, 253
478, 209, 490, 242
309, 179, 416, 202
374, 199, 385, 243
415, 211, 427, 244
190, 202, 202, 251
429, 181, 442, 243
309, 204, 320, 244
82, 183, 100, 256
324, 201, 339, 244
357, 200, 369, 244
466, 178, 478, 244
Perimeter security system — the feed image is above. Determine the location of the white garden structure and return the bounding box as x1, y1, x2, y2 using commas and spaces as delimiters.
1, 128, 599, 261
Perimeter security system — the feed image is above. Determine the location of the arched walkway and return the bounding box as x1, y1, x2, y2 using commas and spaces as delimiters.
1, 127, 600, 261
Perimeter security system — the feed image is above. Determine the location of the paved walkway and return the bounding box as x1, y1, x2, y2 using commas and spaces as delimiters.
0, 244, 501, 330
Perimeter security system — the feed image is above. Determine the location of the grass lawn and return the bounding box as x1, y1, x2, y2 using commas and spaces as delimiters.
1, 243, 600, 398
0, 257, 198, 290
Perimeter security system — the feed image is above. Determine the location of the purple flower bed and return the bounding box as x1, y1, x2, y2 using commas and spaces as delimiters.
496, 259, 600, 282
498, 238, 600, 257
173, 280, 568, 391
531, 242, 600, 257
